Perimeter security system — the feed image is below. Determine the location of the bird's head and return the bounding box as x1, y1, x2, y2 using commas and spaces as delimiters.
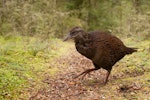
63, 27, 85, 41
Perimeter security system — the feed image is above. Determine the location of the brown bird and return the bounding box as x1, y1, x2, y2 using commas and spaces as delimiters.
64, 27, 137, 84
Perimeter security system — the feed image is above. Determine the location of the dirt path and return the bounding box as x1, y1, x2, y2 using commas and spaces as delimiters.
29, 48, 108, 100
29, 47, 150, 100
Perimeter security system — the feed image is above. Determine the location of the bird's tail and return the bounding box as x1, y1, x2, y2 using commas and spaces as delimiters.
126, 47, 137, 54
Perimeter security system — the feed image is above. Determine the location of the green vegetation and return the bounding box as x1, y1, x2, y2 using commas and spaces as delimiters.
0, 0, 149, 38
0, 0, 149, 99
0, 36, 72, 99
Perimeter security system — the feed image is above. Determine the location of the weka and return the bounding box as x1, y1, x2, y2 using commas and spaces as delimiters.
64, 27, 137, 84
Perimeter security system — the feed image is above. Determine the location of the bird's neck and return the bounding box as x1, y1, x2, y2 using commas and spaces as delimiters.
74, 32, 90, 44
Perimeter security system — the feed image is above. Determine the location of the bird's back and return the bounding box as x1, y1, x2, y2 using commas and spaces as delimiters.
88, 31, 130, 70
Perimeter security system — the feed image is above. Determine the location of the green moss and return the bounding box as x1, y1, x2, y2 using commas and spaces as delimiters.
0, 36, 71, 99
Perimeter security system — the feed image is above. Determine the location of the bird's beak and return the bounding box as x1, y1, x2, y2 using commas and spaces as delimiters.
63, 33, 71, 41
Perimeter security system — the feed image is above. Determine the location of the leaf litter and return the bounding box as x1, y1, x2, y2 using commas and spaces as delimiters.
29, 47, 150, 100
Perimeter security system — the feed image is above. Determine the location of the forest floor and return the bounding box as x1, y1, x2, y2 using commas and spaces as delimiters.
29, 38, 150, 100
0, 36, 149, 100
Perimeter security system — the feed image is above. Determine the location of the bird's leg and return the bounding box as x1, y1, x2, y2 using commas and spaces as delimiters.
74, 68, 98, 79
80, 71, 92, 80
104, 70, 111, 84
